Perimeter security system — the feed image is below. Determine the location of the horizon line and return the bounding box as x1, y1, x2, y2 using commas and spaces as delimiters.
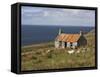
22, 24, 95, 27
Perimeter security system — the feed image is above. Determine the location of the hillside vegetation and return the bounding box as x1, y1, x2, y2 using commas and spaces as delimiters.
21, 29, 95, 71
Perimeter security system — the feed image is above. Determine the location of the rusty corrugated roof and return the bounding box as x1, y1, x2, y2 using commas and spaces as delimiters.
56, 33, 80, 42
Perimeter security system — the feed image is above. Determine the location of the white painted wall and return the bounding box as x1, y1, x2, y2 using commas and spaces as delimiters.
67, 42, 71, 47
55, 41, 59, 48
62, 41, 65, 48
73, 42, 77, 46
0, 0, 99, 77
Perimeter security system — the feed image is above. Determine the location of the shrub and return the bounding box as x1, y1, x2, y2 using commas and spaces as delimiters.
32, 56, 37, 60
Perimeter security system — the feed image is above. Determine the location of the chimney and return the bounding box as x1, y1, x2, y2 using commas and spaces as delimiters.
59, 28, 62, 35
80, 31, 83, 36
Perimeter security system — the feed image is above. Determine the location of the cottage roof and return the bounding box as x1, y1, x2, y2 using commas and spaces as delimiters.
56, 33, 81, 42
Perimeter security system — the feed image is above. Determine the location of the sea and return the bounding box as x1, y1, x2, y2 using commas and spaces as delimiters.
21, 25, 94, 46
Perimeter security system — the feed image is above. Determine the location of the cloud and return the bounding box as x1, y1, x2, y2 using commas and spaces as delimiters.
21, 6, 95, 26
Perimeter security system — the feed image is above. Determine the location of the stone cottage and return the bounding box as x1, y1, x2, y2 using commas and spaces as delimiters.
55, 29, 87, 49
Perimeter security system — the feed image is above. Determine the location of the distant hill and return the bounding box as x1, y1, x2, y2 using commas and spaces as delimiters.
90, 29, 95, 33
85, 29, 95, 47
87, 29, 95, 35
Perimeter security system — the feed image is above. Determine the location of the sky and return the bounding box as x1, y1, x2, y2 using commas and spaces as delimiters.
21, 6, 95, 27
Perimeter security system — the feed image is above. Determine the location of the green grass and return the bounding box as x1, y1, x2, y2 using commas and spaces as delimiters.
21, 29, 95, 71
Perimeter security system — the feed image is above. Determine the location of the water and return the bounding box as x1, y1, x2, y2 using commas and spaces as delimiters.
21, 25, 94, 46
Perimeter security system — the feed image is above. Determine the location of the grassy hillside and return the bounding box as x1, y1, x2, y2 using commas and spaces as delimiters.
21, 29, 95, 71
